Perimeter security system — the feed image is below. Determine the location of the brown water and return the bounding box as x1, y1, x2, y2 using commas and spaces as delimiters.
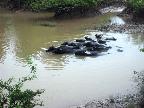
0, 9, 144, 108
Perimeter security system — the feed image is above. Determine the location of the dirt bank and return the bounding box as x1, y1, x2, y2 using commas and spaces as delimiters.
119, 7, 144, 24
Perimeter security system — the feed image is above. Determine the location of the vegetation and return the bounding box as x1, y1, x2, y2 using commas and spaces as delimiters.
127, 0, 144, 17
0, 0, 127, 16
29, 0, 104, 11
140, 48, 144, 52
0, 59, 44, 108
0, 0, 103, 11
1, 0, 143, 14
127, 0, 144, 10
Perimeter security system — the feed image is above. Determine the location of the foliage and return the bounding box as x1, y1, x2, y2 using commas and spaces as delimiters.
0, 0, 104, 11
0, 59, 44, 108
28, 0, 103, 10
140, 48, 144, 52
127, 0, 144, 10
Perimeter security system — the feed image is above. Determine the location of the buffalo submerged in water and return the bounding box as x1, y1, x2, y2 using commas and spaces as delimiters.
46, 34, 117, 56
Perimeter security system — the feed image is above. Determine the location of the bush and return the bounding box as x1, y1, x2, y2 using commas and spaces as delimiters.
128, 0, 144, 10
1, 0, 106, 11
0, 65, 44, 108
4, 0, 103, 11
140, 48, 144, 52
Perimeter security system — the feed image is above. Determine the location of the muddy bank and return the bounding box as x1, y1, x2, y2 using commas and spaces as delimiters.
54, 1, 126, 18
70, 96, 137, 108
54, 7, 101, 18
119, 7, 144, 23
95, 24, 144, 34
0, 0, 126, 18
70, 95, 139, 108
95, 8, 144, 34
71, 71, 144, 108
99, 0, 126, 9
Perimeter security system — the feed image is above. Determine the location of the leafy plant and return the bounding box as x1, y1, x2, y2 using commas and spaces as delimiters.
128, 0, 144, 10
140, 48, 144, 52
1, 0, 104, 11
0, 58, 44, 108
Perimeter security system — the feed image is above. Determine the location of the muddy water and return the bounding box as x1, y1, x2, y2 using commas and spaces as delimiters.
0, 9, 144, 108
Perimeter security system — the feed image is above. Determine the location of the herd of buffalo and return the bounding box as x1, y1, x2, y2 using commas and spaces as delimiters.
46, 34, 117, 56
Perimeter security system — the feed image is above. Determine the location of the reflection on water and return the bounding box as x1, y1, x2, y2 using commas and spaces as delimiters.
39, 52, 70, 70
0, 11, 112, 69
0, 10, 144, 108
110, 16, 125, 25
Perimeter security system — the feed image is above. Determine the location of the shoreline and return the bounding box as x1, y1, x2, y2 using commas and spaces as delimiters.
0, 1, 126, 18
